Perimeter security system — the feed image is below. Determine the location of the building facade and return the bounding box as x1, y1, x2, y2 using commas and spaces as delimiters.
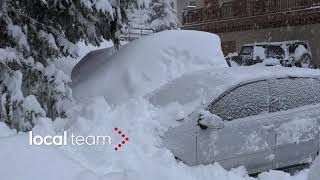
175, 0, 204, 23
181, 0, 320, 67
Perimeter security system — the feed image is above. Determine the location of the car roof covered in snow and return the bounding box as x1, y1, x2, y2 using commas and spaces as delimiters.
146, 66, 320, 108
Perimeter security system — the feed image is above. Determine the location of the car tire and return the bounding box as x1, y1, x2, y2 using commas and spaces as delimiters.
295, 54, 312, 68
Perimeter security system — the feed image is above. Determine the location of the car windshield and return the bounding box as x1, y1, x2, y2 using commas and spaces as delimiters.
240, 46, 253, 55
146, 70, 229, 108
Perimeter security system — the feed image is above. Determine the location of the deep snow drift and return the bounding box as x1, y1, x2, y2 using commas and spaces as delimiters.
1, 32, 318, 180
1, 67, 318, 180
71, 30, 227, 105
0, 97, 311, 180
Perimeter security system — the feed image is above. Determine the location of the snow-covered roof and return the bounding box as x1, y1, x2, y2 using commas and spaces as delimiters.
147, 66, 320, 108
71, 30, 227, 105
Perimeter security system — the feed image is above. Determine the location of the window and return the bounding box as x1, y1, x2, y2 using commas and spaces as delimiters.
240, 46, 253, 55
221, 2, 233, 17
188, 1, 196, 7
209, 80, 270, 121
265, 45, 285, 59
269, 78, 316, 112
311, 78, 320, 104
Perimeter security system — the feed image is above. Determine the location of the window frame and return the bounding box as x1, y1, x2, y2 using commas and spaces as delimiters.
269, 77, 320, 112
206, 76, 320, 121
206, 79, 271, 121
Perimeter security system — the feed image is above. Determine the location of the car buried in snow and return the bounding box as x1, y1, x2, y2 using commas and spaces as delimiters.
146, 66, 320, 174
226, 41, 313, 68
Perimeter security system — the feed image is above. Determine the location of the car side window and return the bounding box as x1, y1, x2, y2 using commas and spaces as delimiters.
311, 78, 320, 104
269, 78, 315, 112
209, 80, 270, 121
265, 46, 285, 59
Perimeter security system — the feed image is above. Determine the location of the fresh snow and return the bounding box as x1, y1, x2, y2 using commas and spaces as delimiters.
71, 30, 227, 105
294, 45, 309, 60
0, 96, 311, 180
0, 30, 318, 180
80, 0, 114, 19
309, 156, 320, 180
147, 66, 320, 108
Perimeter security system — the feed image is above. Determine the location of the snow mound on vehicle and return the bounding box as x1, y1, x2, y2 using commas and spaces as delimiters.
294, 45, 309, 60
71, 30, 227, 105
147, 66, 320, 109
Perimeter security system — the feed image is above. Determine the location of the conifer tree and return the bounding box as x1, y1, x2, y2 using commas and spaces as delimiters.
0, 0, 134, 131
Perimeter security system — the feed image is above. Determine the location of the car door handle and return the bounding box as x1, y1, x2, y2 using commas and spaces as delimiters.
262, 125, 274, 131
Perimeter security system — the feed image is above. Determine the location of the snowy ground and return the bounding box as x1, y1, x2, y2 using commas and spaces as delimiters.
0, 97, 311, 180
0, 31, 317, 180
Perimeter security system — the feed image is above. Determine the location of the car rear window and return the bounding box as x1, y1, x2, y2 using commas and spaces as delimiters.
311, 78, 320, 104
269, 78, 316, 112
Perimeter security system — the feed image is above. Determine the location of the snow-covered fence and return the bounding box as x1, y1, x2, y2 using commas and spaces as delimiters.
120, 27, 155, 41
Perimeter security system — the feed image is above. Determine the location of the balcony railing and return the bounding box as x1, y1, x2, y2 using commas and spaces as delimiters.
182, 0, 320, 25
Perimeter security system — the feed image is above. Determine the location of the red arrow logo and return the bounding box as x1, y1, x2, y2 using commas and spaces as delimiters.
114, 128, 129, 151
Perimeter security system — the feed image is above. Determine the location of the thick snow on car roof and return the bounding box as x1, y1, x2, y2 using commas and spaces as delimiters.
147, 66, 320, 108
71, 30, 227, 105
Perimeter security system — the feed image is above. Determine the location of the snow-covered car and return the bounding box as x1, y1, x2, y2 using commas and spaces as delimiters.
147, 66, 320, 174
226, 41, 313, 68
71, 30, 227, 105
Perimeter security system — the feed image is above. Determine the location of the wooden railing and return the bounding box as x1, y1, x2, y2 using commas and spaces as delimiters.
120, 27, 155, 41
183, 0, 320, 25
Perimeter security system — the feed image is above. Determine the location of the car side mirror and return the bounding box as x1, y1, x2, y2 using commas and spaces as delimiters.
197, 110, 225, 130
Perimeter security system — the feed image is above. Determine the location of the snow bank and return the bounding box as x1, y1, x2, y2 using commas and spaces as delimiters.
0, 133, 85, 180
71, 30, 227, 105
0, 122, 16, 137
308, 156, 320, 180
0, 97, 310, 180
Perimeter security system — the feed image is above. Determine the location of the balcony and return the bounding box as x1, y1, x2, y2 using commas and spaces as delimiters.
182, 0, 320, 33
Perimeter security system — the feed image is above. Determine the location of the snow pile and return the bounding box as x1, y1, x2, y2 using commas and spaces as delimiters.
0, 127, 85, 180
72, 30, 227, 105
0, 96, 310, 180
147, 66, 320, 109
308, 156, 320, 180
0, 122, 16, 137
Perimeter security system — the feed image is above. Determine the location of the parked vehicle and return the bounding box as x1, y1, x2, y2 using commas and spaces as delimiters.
147, 67, 320, 174
226, 41, 313, 68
